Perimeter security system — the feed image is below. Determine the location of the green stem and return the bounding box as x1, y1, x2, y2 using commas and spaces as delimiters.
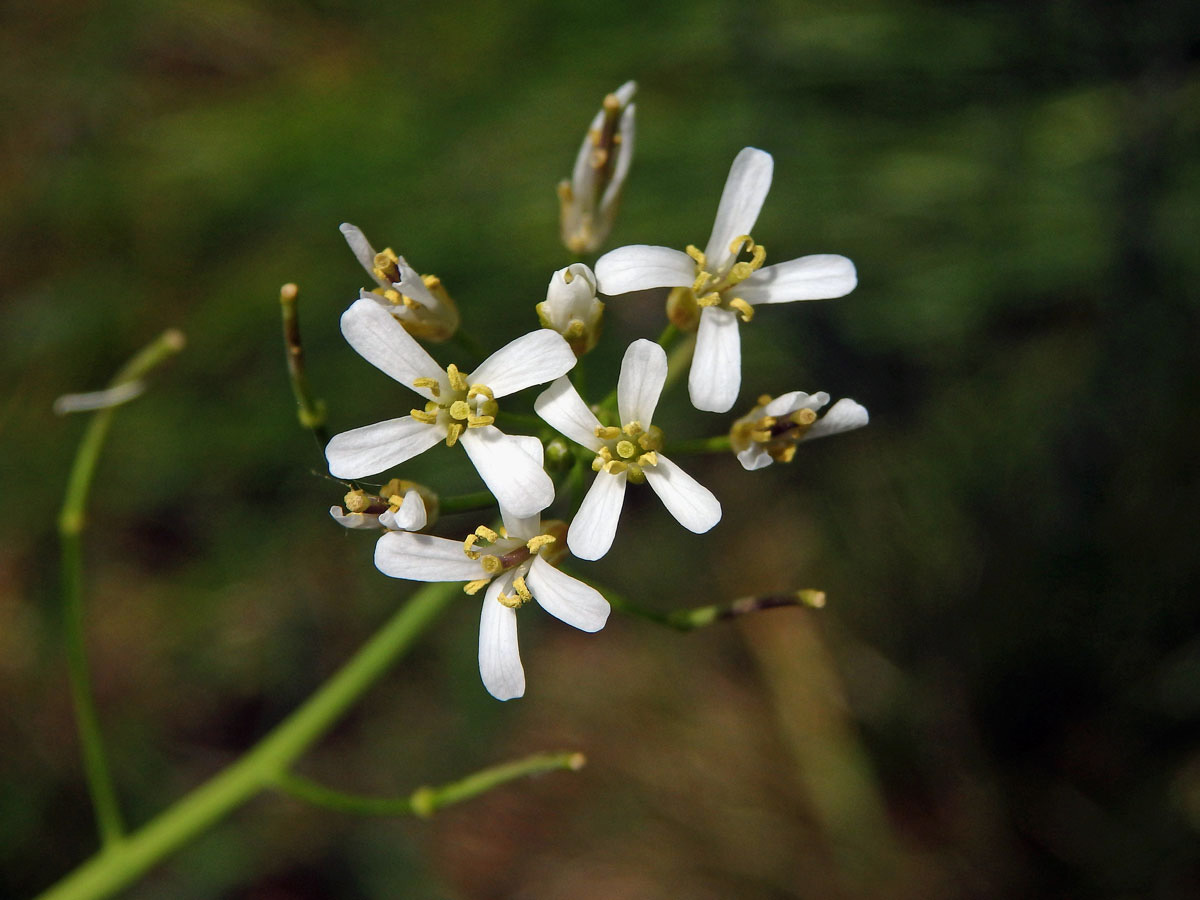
279, 284, 330, 448
274, 750, 585, 818
58, 329, 186, 849
438, 490, 497, 516
667, 434, 732, 456
36, 581, 460, 900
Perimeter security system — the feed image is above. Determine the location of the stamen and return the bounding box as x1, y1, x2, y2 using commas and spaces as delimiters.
467, 414, 494, 428
728, 234, 754, 256
622, 421, 643, 437
446, 364, 468, 392
591, 458, 605, 472
728, 298, 755, 322
604, 460, 628, 475
467, 384, 494, 401
463, 534, 482, 559
513, 576, 533, 603
497, 591, 523, 609
343, 489, 370, 513
696, 292, 722, 307
445, 422, 463, 447
594, 425, 621, 440
463, 579, 490, 596
637, 425, 664, 451
757, 394, 773, 407
637, 450, 658, 467
685, 245, 706, 266
412, 377, 441, 397
526, 534, 556, 554
410, 408, 438, 424
475, 525, 499, 542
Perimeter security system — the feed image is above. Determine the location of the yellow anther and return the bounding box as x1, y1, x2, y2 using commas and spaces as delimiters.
791, 408, 818, 427
480, 554, 503, 575
497, 526, 508, 538
775, 444, 798, 464
446, 364, 468, 391
421, 274, 442, 290
464, 579, 490, 596
401, 296, 419, 309
410, 408, 438, 424
467, 414, 494, 428
475, 525, 498, 542
497, 591, 523, 609
445, 422, 463, 447
729, 298, 755, 322
449, 400, 471, 420
750, 428, 773, 443
513, 576, 533, 602
622, 421, 643, 437
604, 459, 628, 475
728, 235, 754, 256
757, 394, 773, 407
463, 534, 482, 559
729, 261, 754, 282
467, 384, 494, 401
685, 244, 706, 266
382, 288, 404, 304
637, 450, 658, 467
637, 425, 664, 451
563, 320, 586, 340
616, 439, 637, 459
748, 242, 766, 269
692, 272, 714, 294
591, 457, 605, 472
412, 377, 441, 397
387, 494, 406, 509
594, 425, 621, 440
343, 489, 370, 513
526, 534, 556, 554
602, 92, 621, 113
696, 292, 722, 307
595, 446, 613, 462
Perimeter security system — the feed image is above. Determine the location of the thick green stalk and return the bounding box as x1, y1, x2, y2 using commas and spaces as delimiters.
58, 329, 186, 848
36, 580, 460, 900
274, 750, 585, 817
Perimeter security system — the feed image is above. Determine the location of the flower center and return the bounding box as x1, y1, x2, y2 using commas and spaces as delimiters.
460, 523, 564, 607
685, 234, 766, 324
590, 420, 664, 484
409, 364, 499, 447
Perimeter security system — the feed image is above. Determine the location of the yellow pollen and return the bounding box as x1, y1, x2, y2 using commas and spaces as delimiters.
382, 289, 404, 304
750, 427, 773, 443
594, 425, 621, 440
475, 525, 498, 542
412, 377, 441, 397
463, 579, 489, 596
446, 364, 468, 392
513, 576, 533, 603
449, 400, 471, 420
463, 534, 482, 559
526, 534, 556, 554
729, 298, 755, 322
604, 460, 628, 475
445, 422, 464, 447
637, 450, 658, 467
685, 244, 706, 266
421, 274, 442, 290
696, 292, 722, 307
387, 494, 405, 509
616, 439, 637, 459
776, 444, 798, 464
467, 384, 494, 401
467, 414, 494, 428
757, 394, 773, 407
728, 234, 753, 256
622, 421, 643, 437
638, 425, 664, 451
497, 591, 523, 609
343, 489, 370, 513
410, 408, 438, 424
591, 458, 605, 472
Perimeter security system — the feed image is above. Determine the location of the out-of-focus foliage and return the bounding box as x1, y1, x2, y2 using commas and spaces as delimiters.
2, 0, 1199, 897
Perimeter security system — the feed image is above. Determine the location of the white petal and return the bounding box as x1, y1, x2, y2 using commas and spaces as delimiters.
688, 307, 741, 413
534, 377, 603, 451
340, 298, 442, 398
806, 398, 869, 440
643, 454, 722, 534
478, 574, 525, 701
736, 445, 773, 471
617, 339, 667, 427
459, 426, 555, 518
527, 555, 610, 632
594, 245, 695, 295
378, 490, 427, 531
469, 330, 576, 398
738, 255, 857, 305
339, 223, 384, 284
374, 531, 484, 582
763, 390, 830, 417
703, 148, 773, 272
571, 107, 607, 194
567, 470, 627, 561
328, 507, 382, 530
325, 417, 444, 479
613, 79, 637, 105
600, 102, 636, 216
498, 439, 545, 541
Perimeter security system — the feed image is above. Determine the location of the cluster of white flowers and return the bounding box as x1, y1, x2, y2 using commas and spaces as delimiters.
325, 84, 868, 700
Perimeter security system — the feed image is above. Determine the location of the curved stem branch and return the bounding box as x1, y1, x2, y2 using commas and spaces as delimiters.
57, 328, 186, 849
274, 750, 585, 818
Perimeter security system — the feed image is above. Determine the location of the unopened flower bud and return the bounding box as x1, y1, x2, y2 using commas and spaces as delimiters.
558, 81, 636, 255
536, 264, 604, 356
730, 391, 869, 471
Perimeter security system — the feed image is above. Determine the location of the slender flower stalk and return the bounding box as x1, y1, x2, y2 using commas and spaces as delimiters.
594, 147, 858, 412
56, 328, 186, 849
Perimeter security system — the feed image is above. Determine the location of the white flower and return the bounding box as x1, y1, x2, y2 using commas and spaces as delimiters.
558, 81, 637, 255
536, 263, 605, 356
340, 223, 460, 342
374, 449, 609, 701
329, 479, 434, 531
593, 147, 857, 413
730, 392, 869, 471
325, 298, 576, 518
534, 339, 722, 561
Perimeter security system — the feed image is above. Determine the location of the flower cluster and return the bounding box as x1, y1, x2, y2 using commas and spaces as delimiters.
325, 85, 868, 700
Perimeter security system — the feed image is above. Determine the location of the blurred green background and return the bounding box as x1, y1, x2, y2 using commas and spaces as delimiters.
3, 0, 1199, 897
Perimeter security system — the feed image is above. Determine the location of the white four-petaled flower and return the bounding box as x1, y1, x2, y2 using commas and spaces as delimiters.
594, 147, 858, 413
730, 391, 869, 471
374, 461, 610, 702
325, 298, 576, 518
535, 339, 722, 561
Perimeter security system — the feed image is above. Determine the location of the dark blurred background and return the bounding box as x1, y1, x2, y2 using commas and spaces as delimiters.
3, 0, 1199, 897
